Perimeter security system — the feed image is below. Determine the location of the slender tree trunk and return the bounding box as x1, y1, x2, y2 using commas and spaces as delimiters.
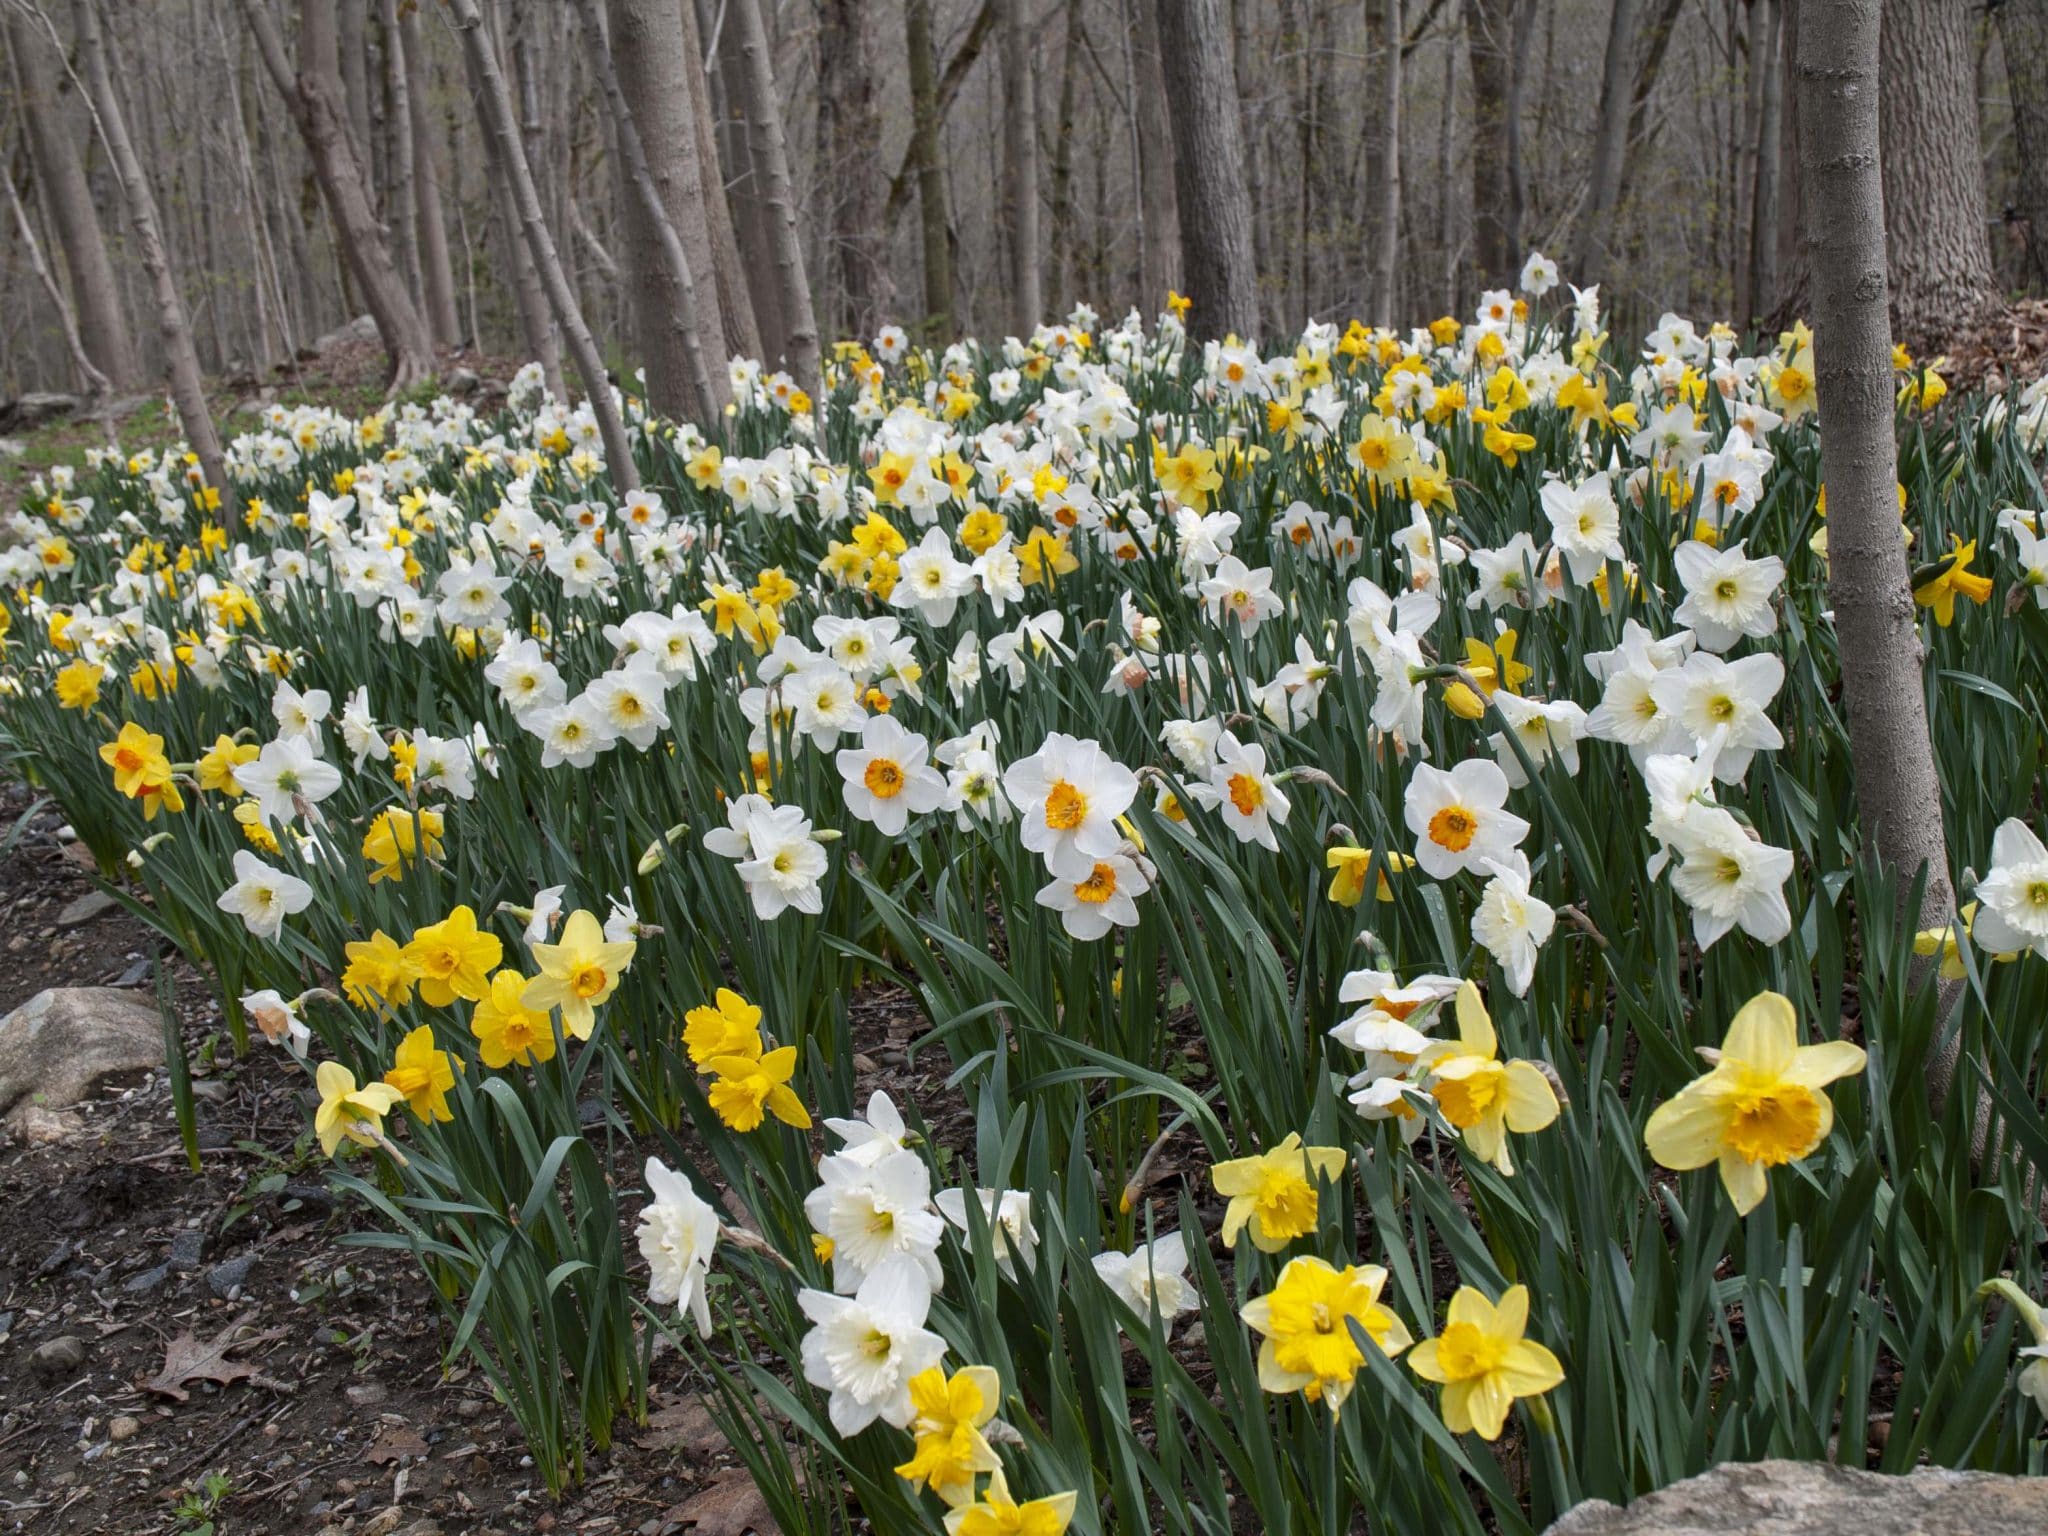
998, 0, 1044, 335
728, 0, 820, 394
238, 0, 435, 392
1128, 0, 1181, 309
1463, 0, 1515, 286
1746, 0, 1785, 326
5, 170, 110, 398
1375, 0, 1404, 326
8, 8, 138, 389
67, 0, 228, 509
378, 0, 421, 308
447, 0, 638, 492
1154, 0, 1259, 339
400, 5, 460, 346
1878, 0, 2000, 349
881, 1, 999, 228
680, 0, 762, 363
464, 19, 561, 398
1996, 0, 2048, 291
579, 0, 723, 421
818, 0, 889, 341
1577, 0, 1638, 283
906, 0, 954, 342
1502, 0, 1537, 269
337, 0, 372, 176
709, 0, 785, 366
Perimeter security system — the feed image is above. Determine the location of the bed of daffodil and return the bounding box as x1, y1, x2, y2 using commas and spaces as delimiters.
6, 261, 2048, 1533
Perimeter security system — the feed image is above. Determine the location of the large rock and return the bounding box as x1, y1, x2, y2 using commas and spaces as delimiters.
1547, 1460, 2048, 1535
304, 314, 378, 358
0, 988, 164, 1133
0, 392, 82, 432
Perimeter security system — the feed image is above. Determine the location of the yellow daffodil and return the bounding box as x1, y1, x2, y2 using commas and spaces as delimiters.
1154, 443, 1222, 509
684, 988, 765, 1069
314, 1060, 404, 1157
342, 930, 420, 1013
383, 1024, 458, 1123
1326, 845, 1414, 906
943, 1471, 1076, 1536
894, 1364, 1003, 1507
1407, 1284, 1564, 1440
98, 722, 183, 819
1211, 1132, 1347, 1252
1913, 902, 2020, 979
470, 970, 558, 1068
1643, 991, 1865, 1215
523, 910, 635, 1039
404, 905, 504, 1007
1241, 1256, 1411, 1413
1912, 536, 1994, 626
361, 807, 445, 884
705, 1045, 811, 1132
196, 734, 258, 796
1417, 983, 1560, 1176
54, 659, 103, 711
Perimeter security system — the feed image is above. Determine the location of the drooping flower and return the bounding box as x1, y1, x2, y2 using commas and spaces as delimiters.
1406, 1284, 1564, 1440
1241, 1255, 1411, 1413
640, 1157, 720, 1338
1643, 990, 1865, 1215
706, 1045, 812, 1132
313, 1060, 403, 1157
1211, 1133, 1347, 1252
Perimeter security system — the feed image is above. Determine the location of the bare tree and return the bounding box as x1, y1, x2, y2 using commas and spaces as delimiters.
1373, 0, 1404, 326
1155, 0, 1259, 339
238, 0, 437, 392
818, 0, 889, 341
679, 0, 761, 362
1997, 0, 2048, 290
4, 165, 109, 399
726, 0, 820, 394
999, 0, 1043, 336
378, 0, 421, 306
1462, 0, 1516, 287
7, 4, 138, 389
1576, 0, 1638, 284
446, 0, 637, 492
399, 1, 460, 347
906, 0, 954, 341
1127, 0, 1182, 309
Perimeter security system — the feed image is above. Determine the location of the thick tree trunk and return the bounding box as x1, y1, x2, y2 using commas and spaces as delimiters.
999, 0, 1044, 335
1128, 0, 1182, 310
8, 8, 139, 390
728, 0, 820, 394
1877, 0, 1999, 350
337, 0, 372, 175
447, 0, 638, 493
1996, 0, 2048, 290
1374, 0, 1404, 326
1154, 0, 1259, 340
1577, 0, 1638, 283
1463, 0, 1515, 287
581, 0, 723, 421
708, 0, 785, 367
679, 0, 762, 364
69, 0, 228, 508
906, 0, 955, 342
239, 0, 435, 393
399, 5, 460, 347
818, 0, 889, 341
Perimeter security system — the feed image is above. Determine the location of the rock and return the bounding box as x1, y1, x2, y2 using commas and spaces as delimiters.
108, 1416, 141, 1443
31, 1336, 86, 1378
0, 989, 164, 1133
1545, 1461, 2048, 1536
168, 1230, 206, 1271
13, 1105, 86, 1144
446, 367, 481, 395
305, 315, 378, 357
57, 890, 119, 928
208, 1254, 257, 1299
0, 392, 82, 432
122, 1263, 171, 1296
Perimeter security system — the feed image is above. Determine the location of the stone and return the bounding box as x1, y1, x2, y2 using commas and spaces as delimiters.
31, 1336, 86, 1378
56, 890, 119, 928
208, 1253, 258, 1299
108, 1416, 141, 1443
445, 367, 481, 395
122, 1263, 171, 1296
167, 1230, 205, 1271
0, 989, 164, 1132
1545, 1460, 2048, 1536
305, 315, 378, 357
0, 392, 81, 431
13, 1105, 86, 1144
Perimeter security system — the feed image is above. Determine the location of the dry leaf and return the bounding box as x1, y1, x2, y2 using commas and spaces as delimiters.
637, 1397, 726, 1456
364, 1424, 429, 1465
667, 1470, 779, 1535
141, 1314, 288, 1402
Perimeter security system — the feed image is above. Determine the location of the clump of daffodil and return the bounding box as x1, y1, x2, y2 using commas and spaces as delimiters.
1241, 1256, 1411, 1413
1211, 1133, 1347, 1252
1407, 1283, 1564, 1440
1417, 983, 1560, 1175
1643, 991, 1865, 1214
521, 909, 635, 1040
382, 1024, 459, 1123
894, 1364, 1004, 1507
314, 1060, 404, 1158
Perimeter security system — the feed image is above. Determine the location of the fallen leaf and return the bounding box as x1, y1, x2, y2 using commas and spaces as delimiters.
637, 1397, 726, 1455
668, 1470, 779, 1535
364, 1424, 429, 1465
141, 1314, 288, 1402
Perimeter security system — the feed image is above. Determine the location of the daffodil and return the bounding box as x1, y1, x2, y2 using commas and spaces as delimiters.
342, 930, 421, 1014
1211, 1133, 1347, 1252
195, 734, 258, 795
942, 1471, 1077, 1536
1241, 1256, 1411, 1413
470, 970, 557, 1068
54, 659, 103, 710
706, 1045, 812, 1132
313, 1060, 404, 1157
1407, 1284, 1564, 1440
1977, 1278, 2048, 1418
382, 1024, 458, 1123
894, 1365, 1004, 1507
1643, 990, 1864, 1214
99, 722, 183, 818
361, 807, 445, 884
684, 987, 764, 1068
522, 909, 635, 1039
1417, 983, 1560, 1175
1912, 536, 1995, 626
404, 905, 503, 1007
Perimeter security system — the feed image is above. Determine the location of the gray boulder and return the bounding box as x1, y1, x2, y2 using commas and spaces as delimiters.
0, 987, 164, 1134
1547, 1460, 2048, 1535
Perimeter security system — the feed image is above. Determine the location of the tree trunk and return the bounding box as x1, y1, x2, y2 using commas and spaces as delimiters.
1746, 0, 1785, 326
818, 0, 890, 341
464, 14, 562, 399
1996, 0, 2048, 290
238, 0, 435, 393
4, 168, 110, 398
998, 0, 1044, 335
1798, 0, 1988, 1134
1154, 0, 1259, 340
447, 0, 638, 492
1577, 0, 1638, 283
728, 0, 821, 394
679, 0, 762, 364
1128, 0, 1182, 310
1502, 0, 1537, 271
68, 0, 228, 509
337, 0, 373, 177
1877, 0, 1999, 350
582, 0, 723, 421
1374, 0, 1404, 326
8, 7, 139, 389
1463, 0, 1515, 286
709, 0, 785, 367
906, 0, 955, 342
378, 0, 421, 308
400, 4, 460, 347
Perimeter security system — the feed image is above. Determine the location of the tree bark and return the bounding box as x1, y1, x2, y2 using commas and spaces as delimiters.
708, 0, 784, 367
446, 0, 638, 492
580, 0, 723, 421
1463, 0, 1515, 287
727, 0, 820, 394
238, 0, 435, 392
5, 166, 110, 398
67, 0, 228, 508
337, 0, 373, 176
8, 6, 139, 389
818, 0, 890, 341
1745, 0, 1785, 326
1577, 0, 1638, 284
679, 0, 762, 363
1128, 0, 1182, 310
1996, 0, 2048, 290
998, 0, 1044, 336
1154, 0, 1259, 339
378, 0, 421, 308
1877, 0, 2000, 350
1374, 0, 1404, 326
906, 0, 955, 342
399, 4, 460, 347
463, 12, 562, 399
